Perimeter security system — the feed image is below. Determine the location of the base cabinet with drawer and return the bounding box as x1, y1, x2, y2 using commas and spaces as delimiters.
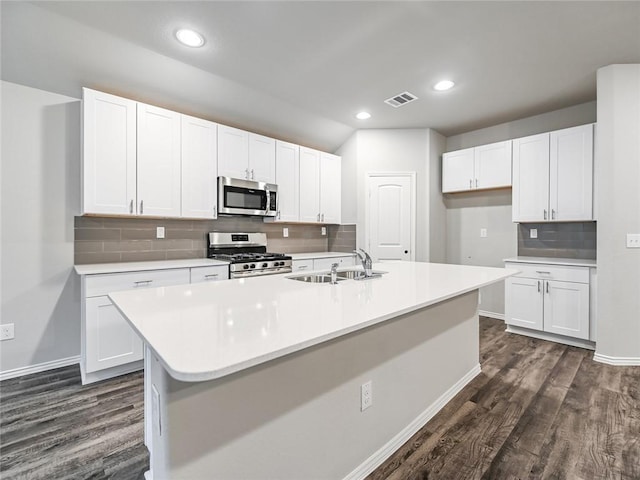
505, 261, 592, 344
80, 265, 228, 384
291, 254, 356, 273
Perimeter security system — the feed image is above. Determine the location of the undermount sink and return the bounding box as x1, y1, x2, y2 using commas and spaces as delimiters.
336, 270, 387, 280
288, 274, 345, 284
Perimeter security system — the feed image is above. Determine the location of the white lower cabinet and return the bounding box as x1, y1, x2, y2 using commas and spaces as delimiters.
505, 261, 591, 342
292, 254, 356, 272
81, 267, 191, 384
190, 265, 229, 283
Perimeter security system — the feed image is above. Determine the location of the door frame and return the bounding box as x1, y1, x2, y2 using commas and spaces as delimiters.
365, 172, 417, 262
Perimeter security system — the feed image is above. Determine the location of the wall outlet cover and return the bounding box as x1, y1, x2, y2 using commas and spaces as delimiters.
627, 233, 640, 248
361, 381, 372, 411
156, 226, 165, 239
480, 228, 487, 238
283, 227, 289, 238
1, 323, 15, 341
321, 227, 327, 236
530, 229, 538, 239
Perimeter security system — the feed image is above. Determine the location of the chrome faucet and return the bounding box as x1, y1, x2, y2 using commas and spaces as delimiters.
353, 249, 373, 277
330, 262, 339, 284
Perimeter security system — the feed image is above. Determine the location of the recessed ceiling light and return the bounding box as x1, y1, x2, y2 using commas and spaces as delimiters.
175, 28, 205, 48
356, 111, 371, 120
433, 80, 455, 91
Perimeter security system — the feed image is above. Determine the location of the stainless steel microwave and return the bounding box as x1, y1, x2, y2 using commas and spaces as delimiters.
218, 176, 278, 217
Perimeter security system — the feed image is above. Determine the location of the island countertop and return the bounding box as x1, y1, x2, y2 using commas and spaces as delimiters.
109, 261, 515, 383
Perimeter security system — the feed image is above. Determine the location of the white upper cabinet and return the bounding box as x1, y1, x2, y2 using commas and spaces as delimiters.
217, 125, 249, 180
136, 103, 182, 217
442, 140, 511, 193
442, 148, 474, 192
249, 133, 276, 184
181, 115, 218, 219
299, 147, 321, 223
83, 88, 137, 215
474, 141, 512, 189
218, 126, 276, 183
513, 124, 593, 222
549, 124, 594, 221
274, 140, 300, 222
512, 133, 550, 222
320, 152, 341, 224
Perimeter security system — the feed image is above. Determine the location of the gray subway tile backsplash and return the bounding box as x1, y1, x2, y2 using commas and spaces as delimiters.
74, 216, 357, 264
518, 222, 596, 259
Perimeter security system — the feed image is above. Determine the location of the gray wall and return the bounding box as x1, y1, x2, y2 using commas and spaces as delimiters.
595, 64, 640, 361
1, 81, 81, 374
444, 101, 597, 317
337, 128, 445, 263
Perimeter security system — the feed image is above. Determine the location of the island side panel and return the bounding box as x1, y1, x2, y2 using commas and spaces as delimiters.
148, 290, 480, 479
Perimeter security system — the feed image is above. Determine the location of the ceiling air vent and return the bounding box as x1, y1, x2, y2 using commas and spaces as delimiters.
384, 91, 418, 108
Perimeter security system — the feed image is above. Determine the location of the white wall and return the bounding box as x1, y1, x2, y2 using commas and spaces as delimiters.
428, 129, 447, 263
443, 101, 597, 317
0, 81, 81, 375
337, 128, 445, 262
595, 64, 640, 362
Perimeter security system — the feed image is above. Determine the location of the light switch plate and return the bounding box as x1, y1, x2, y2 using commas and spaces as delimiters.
530, 229, 538, 239
627, 233, 640, 248
480, 228, 487, 238
156, 227, 165, 239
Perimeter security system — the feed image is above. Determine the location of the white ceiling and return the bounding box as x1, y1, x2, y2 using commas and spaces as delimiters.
2, 1, 639, 151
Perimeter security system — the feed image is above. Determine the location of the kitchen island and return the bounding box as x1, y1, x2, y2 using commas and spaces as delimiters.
109, 261, 514, 480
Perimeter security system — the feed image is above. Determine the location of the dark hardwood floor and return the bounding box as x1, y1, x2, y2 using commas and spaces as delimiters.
1, 317, 638, 479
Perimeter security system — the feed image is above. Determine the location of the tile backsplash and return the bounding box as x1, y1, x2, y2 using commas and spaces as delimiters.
517, 222, 596, 259
74, 216, 356, 264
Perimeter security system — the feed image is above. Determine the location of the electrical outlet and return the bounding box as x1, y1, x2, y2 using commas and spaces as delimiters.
530, 229, 538, 239
1, 323, 15, 341
361, 381, 372, 411
156, 227, 165, 239
283, 227, 289, 238
627, 234, 640, 248
321, 226, 327, 236
480, 228, 487, 238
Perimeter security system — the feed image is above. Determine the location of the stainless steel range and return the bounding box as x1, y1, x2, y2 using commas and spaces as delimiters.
207, 232, 292, 278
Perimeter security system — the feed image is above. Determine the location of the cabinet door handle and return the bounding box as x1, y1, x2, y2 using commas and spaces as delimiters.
537, 280, 541, 293
134, 280, 153, 286
277, 210, 281, 220
546, 282, 549, 294
204, 274, 219, 279
129, 199, 134, 214
213, 205, 217, 218
140, 200, 144, 215
251, 169, 255, 180
317, 213, 320, 221
321, 213, 325, 222
536, 271, 551, 275
245, 168, 249, 179
469, 179, 472, 189
543, 209, 547, 220
552, 209, 556, 220
475, 178, 478, 188
298, 265, 308, 270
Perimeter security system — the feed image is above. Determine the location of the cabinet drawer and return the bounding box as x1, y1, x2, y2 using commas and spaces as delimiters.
85, 268, 190, 297
505, 263, 589, 283
190, 265, 229, 283
292, 259, 314, 272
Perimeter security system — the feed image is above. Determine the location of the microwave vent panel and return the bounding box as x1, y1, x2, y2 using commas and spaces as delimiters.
384, 91, 418, 108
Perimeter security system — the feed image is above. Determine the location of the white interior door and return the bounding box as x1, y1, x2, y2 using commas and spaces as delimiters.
367, 174, 414, 261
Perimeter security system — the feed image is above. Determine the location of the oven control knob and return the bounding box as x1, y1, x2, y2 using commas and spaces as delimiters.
243, 264, 249, 270
250, 263, 256, 269
277, 261, 283, 266
262, 263, 268, 268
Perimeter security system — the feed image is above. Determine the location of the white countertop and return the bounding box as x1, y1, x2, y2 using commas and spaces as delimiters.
503, 256, 597, 268
74, 258, 229, 276
289, 251, 355, 260
109, 261, 516, 383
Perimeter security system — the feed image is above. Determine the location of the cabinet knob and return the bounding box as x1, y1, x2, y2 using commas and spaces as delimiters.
469, 179, 472, 188
544, 209, 547, 220
140, 200, 144, 215
129, 199, 134, 214
213, 205, 217, 218
552, 209, 556, 220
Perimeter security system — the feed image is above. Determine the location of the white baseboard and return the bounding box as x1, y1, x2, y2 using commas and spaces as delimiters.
0, 355, 80, 382
593, 353, 640, 366
479, 310, 504, 321
343, 363, 482, 480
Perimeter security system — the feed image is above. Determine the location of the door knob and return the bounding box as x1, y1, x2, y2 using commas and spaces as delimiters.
404, 250, 408, 254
